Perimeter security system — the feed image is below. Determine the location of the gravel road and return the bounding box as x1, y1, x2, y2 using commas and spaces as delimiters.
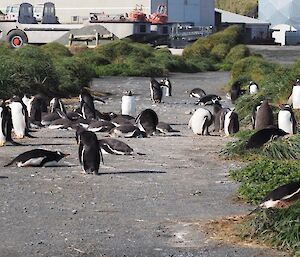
0, 72, 286, 257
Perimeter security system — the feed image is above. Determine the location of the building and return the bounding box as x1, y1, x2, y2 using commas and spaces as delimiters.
215, 8, 271, 43
259, 0, 300, 45
0, 0, 215, 26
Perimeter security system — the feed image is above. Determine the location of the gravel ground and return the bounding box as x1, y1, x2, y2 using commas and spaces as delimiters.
0, 72, 287, 257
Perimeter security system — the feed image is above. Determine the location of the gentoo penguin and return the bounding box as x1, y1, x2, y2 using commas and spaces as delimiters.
195, 94, 221, 105
254, 100, 274, 130
76, 128, 102, 175
121, 91, 136, 117
4, 149, 69, 167
41, 112, 61, 126
80, 88, 96, 119
99, 138, 134, 155
22, 94, 33, 115
224, 111, 239, 136
292, 79, 300, 109
8, 98, 26, 139
49, 97, 67, 114
111, 116, 135, 127
189, 88, 206, 98
156, 122, 180, 133
160, 78, 172, 97
87, 120, 115, 132
250, 181, 300, 214
48, 118, 74, 130
214, 108, 230, 132
230, 80, 242, 104
29, 96, 44, 127
188, 108, 213, 136
135, 109, 158, 136
251, 101, 263, 129
249, 81, 259, 95
246, 128, 287, 149
109, 125, 145, 138
0, 104, 7, 146
150, 78, 163, 103
278, 104, 297, 134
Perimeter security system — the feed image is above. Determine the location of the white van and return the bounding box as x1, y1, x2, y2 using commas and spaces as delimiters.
5, 4, 20, 20
33, 4, 44, 22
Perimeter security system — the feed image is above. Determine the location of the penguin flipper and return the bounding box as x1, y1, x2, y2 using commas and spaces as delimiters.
4, 158, 16, 167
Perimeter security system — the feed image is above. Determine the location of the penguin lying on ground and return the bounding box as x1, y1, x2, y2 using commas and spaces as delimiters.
189, 88, 206, 99
156, 122, 180, 133
109, 125, 146, 138
87, 120, 115, 132
246, 128, 287, 149
195, 94, 221, 105
135, 109, 158, 136
249, 181, 300, 214
4, 149, 69, 167
99, 138, 134, 155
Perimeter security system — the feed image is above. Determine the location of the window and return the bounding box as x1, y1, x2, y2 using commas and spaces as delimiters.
140, 24, 146, 33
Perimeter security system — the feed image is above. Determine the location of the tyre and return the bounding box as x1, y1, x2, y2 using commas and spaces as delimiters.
7, 30, 28, 48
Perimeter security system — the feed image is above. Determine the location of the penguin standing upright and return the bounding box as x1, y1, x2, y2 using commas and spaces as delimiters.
8, 98, 26, 139
255, 100, 274, 130
49, 97, 67, 114
230, 81, 241, 104
121, 91, 136, 117
80, 88, 96, 119
160, 78, 172, 97
278, 104, 297, 134
249, 81, 259, 95
224, 110, 239, 136
76, 128, 102, 175
214, 108, 230, 132
292, 79, 300, 109
150, 78, 162, 103
251, 101, 263, 129
188, 108, 213, 136
0, 103, 7, 146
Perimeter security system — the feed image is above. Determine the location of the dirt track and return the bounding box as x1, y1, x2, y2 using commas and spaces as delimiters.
0, 72, 286, 257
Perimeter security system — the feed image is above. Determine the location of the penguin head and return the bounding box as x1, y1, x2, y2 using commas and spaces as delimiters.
56, 151, 70, 159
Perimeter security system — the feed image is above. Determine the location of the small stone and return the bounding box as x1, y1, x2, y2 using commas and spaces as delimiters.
72, 209, 78, 215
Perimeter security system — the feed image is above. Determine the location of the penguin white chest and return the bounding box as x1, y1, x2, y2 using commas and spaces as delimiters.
292, 86, 300, 109
0, 108, 6, 146
189, 108, 212, 135
122, 95, 136, 116
278, 110, 293, 134
10, 102, 26, 138
224, 111, 232, 136
250, 84, 258, 94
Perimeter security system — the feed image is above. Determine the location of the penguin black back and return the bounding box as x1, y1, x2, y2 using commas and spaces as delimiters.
230, 81, 241, 104
150, 78, 162, 103
135, 109, 158, 136
77, 129, 102, 175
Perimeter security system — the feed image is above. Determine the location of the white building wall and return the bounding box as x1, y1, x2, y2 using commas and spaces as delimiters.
0, 0, 214, 26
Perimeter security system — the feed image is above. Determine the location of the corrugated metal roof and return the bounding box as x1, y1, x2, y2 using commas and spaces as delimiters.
215, 8, 270, 25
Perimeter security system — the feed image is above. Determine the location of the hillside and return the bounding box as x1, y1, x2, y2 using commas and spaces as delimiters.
215, 0, 258, 17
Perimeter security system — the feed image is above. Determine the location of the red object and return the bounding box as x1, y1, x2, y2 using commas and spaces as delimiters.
148, 5, 168, 24
129, 5, 148, 22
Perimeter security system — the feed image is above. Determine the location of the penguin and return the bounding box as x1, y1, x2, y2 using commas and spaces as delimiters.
8, 98, 26, 139
4, 149, 69, 167
22, 94, 33, 115
251, 101, 263, 129
292, 79, 300, 109
111, 116, 135, 127
246, 128, 287, 149
76, 128, 102, 175
150, 78, 163, 103
80, 88, 96, 119
121, 91, 136, 117
249, 81, 259, 95
99, 138, 134, 155
278, 104, 297, 134
0, 104, 7, 146
29, 96, 44, 127
249, 181, 300, 214
214, 108, 230, 132
41, 112, 61, 126
195, 94, 221, 105
255, 100, 274, 130
160, 78, 172, 97
48, 118, 74, 130
224, 111, 239, 136
135, 109, 158, 136
49, 97, 67, 114
188, 108, 213, 136
156, 122, 180, 133
109, 125, 145, 138
189, 88, 206, 98
230, 80, 242, 104
87, 120, 115, 132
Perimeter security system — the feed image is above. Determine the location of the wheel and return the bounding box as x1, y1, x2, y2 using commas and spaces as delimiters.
7, 30, 28, 48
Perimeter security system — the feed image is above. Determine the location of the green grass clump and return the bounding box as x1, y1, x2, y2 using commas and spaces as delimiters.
40, 42, 72, 59
230, 159, 300, 203
240, 204, 300, 254
222, 132, 300, 161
